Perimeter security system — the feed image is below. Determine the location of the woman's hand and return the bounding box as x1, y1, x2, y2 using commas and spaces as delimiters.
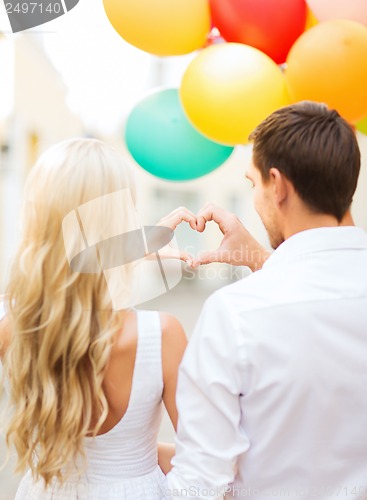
155, 207, 197, 264
158, 442, 176, 475
157, 206, 197, 232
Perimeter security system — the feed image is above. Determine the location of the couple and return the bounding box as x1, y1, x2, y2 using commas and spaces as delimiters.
1, 101, 367, 500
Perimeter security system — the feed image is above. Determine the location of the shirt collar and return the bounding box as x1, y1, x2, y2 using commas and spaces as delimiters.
263, 226, 367, 270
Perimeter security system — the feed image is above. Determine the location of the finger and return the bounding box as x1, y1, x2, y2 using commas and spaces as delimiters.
158, 207, 197, 231
156, 245, 193, 264
196, 204, 232, 234
179, 250, 194, 264
191, 250, 222, 267
162, 206, 196, 219
167, 247, 194, 263
167, 206, 197, 220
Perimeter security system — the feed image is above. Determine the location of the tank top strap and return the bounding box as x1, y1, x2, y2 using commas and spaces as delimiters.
0, 300, 6, 322
133, 310, 163, 398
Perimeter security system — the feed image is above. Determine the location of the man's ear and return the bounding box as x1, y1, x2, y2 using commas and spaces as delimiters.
269, 167, 290, 205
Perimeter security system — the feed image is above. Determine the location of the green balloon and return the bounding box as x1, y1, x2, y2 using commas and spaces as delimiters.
125, 88, 234, 181
357, 116, 367, 135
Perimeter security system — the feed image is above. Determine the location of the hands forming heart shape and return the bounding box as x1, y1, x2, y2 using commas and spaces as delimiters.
157, 204, 271, 272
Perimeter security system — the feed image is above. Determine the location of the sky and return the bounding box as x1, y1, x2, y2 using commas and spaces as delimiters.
41, 0, 154, 134
0, 0, 196, 134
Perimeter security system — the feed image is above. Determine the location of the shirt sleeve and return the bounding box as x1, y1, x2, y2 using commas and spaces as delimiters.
165, 290, 250, 499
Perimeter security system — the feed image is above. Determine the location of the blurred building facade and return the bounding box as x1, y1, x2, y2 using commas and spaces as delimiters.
0, 34, 84, 289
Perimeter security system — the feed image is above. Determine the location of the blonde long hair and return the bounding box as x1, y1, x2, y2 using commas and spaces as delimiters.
4, 138, 137, 486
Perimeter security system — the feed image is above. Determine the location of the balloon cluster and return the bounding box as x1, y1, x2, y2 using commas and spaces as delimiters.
103, 0, 367, 181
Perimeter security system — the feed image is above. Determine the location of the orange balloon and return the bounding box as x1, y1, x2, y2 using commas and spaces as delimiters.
285, 20, 367, 124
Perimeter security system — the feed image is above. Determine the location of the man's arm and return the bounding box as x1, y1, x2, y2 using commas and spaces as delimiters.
166, 292, 250, 499
192, 204, 355, 270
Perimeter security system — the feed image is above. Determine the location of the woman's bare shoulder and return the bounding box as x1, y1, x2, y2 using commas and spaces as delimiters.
160, 312, 187, 343
110, 310, 187, 358
110, 310, 138, 355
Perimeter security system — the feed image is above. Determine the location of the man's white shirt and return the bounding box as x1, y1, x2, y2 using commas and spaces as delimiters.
166, 226, 367, 500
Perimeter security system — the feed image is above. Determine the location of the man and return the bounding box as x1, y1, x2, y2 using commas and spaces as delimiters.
165, 101, 367, 499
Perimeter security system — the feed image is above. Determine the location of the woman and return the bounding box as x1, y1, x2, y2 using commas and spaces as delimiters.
0, 138, 193, 499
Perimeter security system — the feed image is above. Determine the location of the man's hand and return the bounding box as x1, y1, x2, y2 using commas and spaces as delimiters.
193, 204, 271, 272
156, 205, 271, 271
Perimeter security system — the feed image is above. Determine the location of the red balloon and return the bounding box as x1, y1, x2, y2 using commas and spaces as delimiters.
210, 0, 307, 64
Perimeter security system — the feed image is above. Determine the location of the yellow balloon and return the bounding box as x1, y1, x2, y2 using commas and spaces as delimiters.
103, 0, 211, 56
180, 43, 290, 146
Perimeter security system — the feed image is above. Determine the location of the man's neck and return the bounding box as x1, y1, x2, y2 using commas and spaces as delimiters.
283, 213, 341, 241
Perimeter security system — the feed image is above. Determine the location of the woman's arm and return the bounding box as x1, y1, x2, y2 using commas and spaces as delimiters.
161, 313, 187, 430
159, 313, 187, 473
158, 442, 176, 475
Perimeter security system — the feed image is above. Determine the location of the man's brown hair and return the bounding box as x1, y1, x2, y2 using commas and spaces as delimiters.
249, 101, 360, 221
